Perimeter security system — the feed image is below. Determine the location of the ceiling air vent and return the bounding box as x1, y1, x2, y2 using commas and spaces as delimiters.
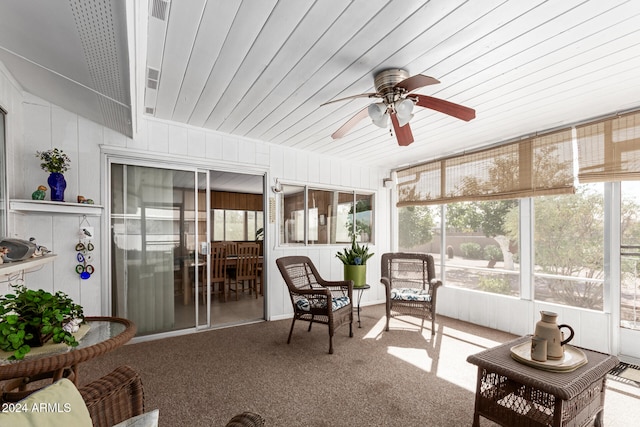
147, 67, 160, 89
151, 0, 169, 21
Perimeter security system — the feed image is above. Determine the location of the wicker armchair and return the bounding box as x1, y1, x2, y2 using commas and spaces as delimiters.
276, 256, 353, 354
380, 252, 442, 335
79, 365, 145, 427
226, 411, 266, 426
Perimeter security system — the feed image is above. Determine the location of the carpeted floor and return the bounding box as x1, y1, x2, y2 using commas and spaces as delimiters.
77, 304, 640, 426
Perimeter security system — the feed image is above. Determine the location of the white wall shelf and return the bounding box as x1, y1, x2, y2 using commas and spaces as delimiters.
10, 200, 103, 216
0, 254, 57, 276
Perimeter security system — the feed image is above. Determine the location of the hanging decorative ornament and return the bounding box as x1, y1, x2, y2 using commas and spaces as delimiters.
75, 215, 96, 280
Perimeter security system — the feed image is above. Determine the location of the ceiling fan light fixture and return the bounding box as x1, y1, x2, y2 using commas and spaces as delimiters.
372, 115, 389, 128
395, 98, 414, 127
368, 102, 388, 128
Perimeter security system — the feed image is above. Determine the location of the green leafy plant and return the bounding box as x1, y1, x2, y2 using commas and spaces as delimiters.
0, 285, 84, 360
483, 244, 504, 262
478, 276, 512, 295
460, 242, 483, 259
335, 236, 374, 265
35, 148, 71, 173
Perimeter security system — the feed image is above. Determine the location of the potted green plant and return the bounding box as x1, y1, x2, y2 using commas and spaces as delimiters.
36, 148, 71, 202
335, 236, 374, 288
0, 284, 84, 360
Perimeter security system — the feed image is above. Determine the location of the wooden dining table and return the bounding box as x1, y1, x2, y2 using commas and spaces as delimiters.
181, 255, 263, 305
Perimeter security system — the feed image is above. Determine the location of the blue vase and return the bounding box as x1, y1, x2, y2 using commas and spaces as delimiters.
48, 172, 67, 202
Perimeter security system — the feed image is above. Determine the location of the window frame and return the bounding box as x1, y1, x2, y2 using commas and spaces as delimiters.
277, 183, 375, 247
531, 183, 606, 310
0, 108, 7, 238
212, 208, 263, 242
439, 199, 522, 298
397, 185, 613, 312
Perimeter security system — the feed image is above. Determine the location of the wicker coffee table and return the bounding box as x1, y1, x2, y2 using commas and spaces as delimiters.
467, 335, 618, 427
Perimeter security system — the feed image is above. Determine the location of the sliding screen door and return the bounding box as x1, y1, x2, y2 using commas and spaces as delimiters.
111, 163, 197, 335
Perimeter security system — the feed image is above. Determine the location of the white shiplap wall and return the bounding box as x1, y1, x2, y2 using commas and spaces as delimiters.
437, 287, 612, 353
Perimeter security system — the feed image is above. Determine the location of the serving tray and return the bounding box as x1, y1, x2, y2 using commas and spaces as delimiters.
510, 341, 588, 372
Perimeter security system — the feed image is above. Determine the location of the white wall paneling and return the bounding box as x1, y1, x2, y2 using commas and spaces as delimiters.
438, 286, 612, 353
620, 328, 640, 364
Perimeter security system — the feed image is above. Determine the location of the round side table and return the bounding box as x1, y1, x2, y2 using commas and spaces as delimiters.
354, 284, 370, 328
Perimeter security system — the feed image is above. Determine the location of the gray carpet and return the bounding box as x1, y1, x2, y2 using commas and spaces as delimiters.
78, 304, 519, 426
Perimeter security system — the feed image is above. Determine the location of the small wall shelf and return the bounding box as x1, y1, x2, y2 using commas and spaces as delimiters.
10, 200, 103, 216
0, 254, 57, 276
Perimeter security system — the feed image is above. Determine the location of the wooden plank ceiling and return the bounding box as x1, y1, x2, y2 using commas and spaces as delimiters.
145, 0, 640, 169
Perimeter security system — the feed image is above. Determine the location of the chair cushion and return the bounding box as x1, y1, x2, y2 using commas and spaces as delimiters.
296, 296, 350, 311
0, 378, 92, 427
113, 409, 159, 427
391, 288, 432, 302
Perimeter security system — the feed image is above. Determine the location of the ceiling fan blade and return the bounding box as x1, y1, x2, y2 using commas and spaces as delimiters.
390, 113, 414, 146
395, 74, 440, 93
410, 94, 476, 121
320, 92, 379, 106
331, 107, 370, 139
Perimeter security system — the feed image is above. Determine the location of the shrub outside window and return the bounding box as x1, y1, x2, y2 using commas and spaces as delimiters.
398, 205, 440, 253
444, 200, 520, 297
533, 183, 604, 310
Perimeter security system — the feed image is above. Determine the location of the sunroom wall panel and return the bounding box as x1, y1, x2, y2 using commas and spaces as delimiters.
78, 116, 103, 203
205, 131, 223, 160
22, 99, 51, 198
187, 128, 206, 158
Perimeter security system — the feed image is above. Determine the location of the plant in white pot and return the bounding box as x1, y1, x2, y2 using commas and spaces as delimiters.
335, 237, 374, 288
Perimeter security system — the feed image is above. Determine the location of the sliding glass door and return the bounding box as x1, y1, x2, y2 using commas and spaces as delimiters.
207, 171, 265, 326
111, 161, 265, 336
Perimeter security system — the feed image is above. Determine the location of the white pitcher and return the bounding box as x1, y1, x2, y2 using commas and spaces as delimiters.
534, 311, 574, 360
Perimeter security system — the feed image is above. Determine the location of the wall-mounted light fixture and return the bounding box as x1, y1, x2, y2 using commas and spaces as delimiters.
271, 178, 283, 193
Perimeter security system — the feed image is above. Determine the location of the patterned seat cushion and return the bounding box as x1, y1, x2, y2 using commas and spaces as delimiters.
296, 296, 350, 312
391, 288, 432, 302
